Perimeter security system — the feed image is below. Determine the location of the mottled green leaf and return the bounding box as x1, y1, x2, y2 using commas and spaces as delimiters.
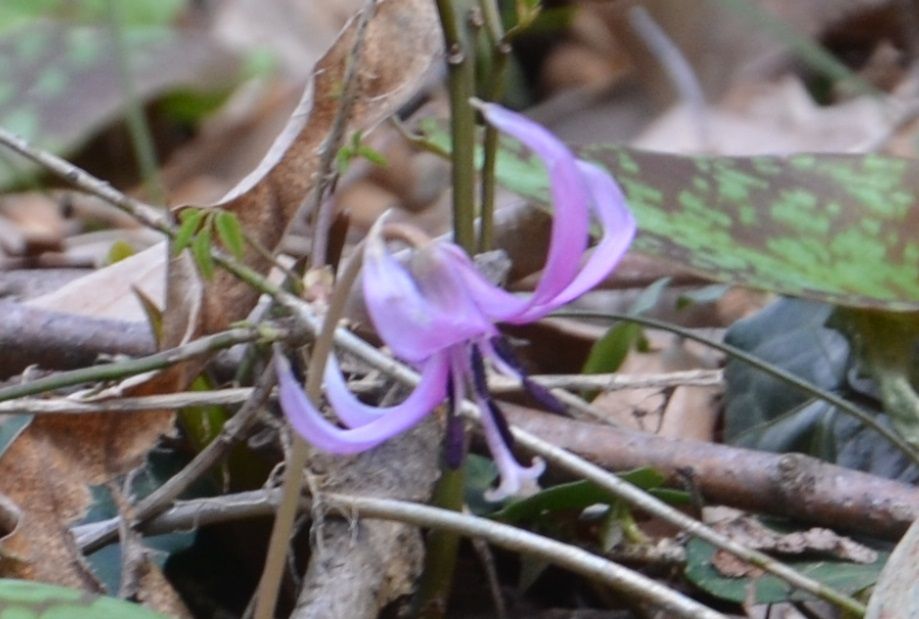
0, 20, 237, 189
0, 578, 168, 618
685, 538, 887, 604
564, 146, 919, 309
426, 123, 919, 310
214, 210, 245, 261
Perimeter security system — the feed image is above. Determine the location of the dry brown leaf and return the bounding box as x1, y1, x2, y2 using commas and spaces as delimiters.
0, 0, 442, 606
174, 0, 441, 343
705, 506, 879, 578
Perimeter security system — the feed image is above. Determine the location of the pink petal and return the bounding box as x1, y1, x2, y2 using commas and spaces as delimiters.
473, 391, 545, 502
363, 229, 493, 362
478, 103, 591, 319
515, 160, 636, 319
324, 352, 448, 428
274, 351, 449, 454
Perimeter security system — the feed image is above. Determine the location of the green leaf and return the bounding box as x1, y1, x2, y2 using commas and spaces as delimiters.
724, 298, 918, 482
172, 207, 204, 255
214, 210, 245, 261
836, 309, 919, 449
493, 468, 670, 524
582, 278, 669, 375
191, 225, 215, 279
684, 539, 887, 605
0, 578, 168, 618
355, 144, 387, 167
582, 322, 641, 375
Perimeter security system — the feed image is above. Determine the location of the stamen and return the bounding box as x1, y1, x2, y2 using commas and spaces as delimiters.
487, 337, 567, 416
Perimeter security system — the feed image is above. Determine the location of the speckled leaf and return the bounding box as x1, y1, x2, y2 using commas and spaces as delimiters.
0, 20, 236, 188
0, 578, 167, 618
475, 130, 919, 310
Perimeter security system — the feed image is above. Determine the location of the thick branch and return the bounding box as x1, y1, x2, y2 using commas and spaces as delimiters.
0, 301, 154, 379
504, 403, 918, 539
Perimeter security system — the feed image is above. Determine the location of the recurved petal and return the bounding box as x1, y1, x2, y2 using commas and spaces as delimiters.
477, 103, 591, 319
274, 350, 449, 455
516, 160, 636, 320
324, 352, 448, 428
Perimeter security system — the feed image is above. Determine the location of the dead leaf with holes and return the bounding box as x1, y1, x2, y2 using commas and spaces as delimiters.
0, 0, 442, 610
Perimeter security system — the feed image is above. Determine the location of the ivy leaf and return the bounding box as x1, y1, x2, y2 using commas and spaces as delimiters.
214, 210, 245, 261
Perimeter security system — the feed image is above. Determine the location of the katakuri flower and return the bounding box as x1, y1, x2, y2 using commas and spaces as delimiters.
275, 103, 636, 500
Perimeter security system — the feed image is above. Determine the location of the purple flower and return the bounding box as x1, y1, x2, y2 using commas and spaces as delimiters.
275, 103, 636, 500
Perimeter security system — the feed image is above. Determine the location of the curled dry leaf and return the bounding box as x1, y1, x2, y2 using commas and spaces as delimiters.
0, 0, 442, 607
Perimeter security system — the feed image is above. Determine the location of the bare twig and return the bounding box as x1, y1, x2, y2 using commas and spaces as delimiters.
307, 0, 375, 266
0, 369, 721, 415
0, 301, 154, 378
0, 325, 276, 403
0, 128, 170, 233
504, 403, 918, 540
76, 489, 727, 619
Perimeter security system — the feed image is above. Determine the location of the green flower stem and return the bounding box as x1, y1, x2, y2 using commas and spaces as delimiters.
555, 310, 919, 469
0, 326, 266, 403
477, 0, 510, 252
252, 245, 365, 619
410, 4, 480, 616
411, 466, 465, 618
437, 0, 478, 253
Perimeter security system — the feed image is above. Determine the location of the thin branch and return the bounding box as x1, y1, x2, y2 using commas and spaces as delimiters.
0, 326, 275, 402
308, 0, 376, 266
76, 364, 277, 554
254, 243, 367, 619
0, 128, 170, 234
0, 369, 722, 415
0, 301, 154, 378
77, 489, 727, 619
